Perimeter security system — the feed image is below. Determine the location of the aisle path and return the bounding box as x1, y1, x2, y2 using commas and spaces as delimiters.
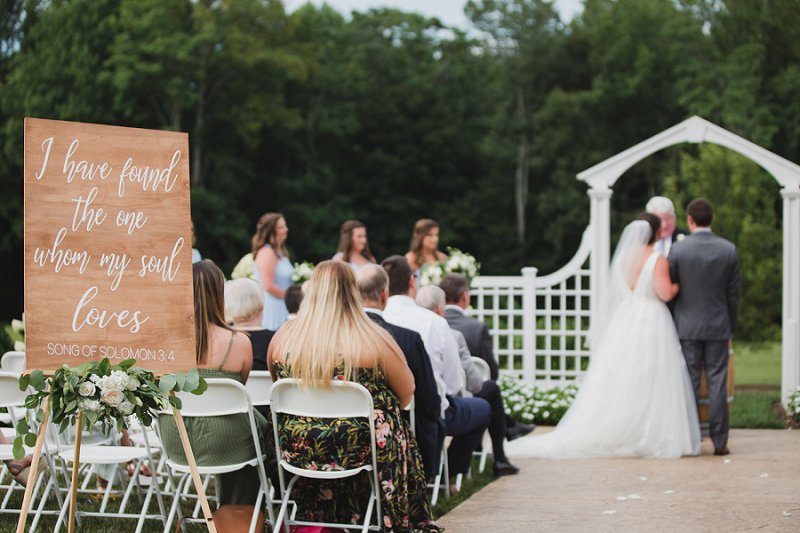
438, 428, 799, 532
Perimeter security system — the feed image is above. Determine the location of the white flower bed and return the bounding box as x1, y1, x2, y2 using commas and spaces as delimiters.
499, 375, 578, 425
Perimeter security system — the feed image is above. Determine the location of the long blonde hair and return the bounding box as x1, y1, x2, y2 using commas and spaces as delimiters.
272, 260, 400, 388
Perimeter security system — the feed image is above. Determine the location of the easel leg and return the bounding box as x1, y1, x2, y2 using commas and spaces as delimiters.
173, 407, 217, 533
16, 398, 50, 533
67, 410, 83, 533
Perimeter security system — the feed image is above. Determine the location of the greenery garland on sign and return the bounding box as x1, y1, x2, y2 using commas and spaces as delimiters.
13, 358, 206, 459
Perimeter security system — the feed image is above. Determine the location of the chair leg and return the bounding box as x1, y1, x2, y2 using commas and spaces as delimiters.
273, 474, 299, 533
164, 473, 188, 533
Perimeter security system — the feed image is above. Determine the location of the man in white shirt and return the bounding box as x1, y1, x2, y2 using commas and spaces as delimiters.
382, 255, 491, 479
646, 196, 686, 257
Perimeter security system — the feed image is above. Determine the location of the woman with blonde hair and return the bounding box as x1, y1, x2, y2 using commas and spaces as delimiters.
252, 212, 294, 329
405, 218, 447, 274
160, 260, 272, 506
332, 219, 375, 269
268, 261, 440, 531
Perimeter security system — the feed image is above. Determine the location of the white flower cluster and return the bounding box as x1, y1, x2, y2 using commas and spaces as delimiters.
499, 375, 578, 425
788, 386, 800, 421
231, 253, 256, 280
419, 263, 445, 287
10, 314, 25, 352
444, 247, 480, 280
291, 261, 315, 284
79, 370, 140, 416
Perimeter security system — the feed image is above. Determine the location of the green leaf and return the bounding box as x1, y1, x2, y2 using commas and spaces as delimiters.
18, 374, 30, 391
29, 370, 44, 387
98, 358, 111, 375
118, 359, 137, 370
168, 396, 182, 410
86, 410, 98, 426
65, 400, 77, 413
174, 373, 186, 391
16, 419, 28, 435
59, 418, 70, 435
191, 377, 208, 395
158, 375, 176, 393
183, 371, 199, 392
24, 433, 37, 447
36, 409, 44, 423
12, 437, 24, 460
25, 395, 40, 409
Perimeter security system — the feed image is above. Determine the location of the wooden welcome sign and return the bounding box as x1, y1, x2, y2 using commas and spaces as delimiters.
24, 118, 195, 374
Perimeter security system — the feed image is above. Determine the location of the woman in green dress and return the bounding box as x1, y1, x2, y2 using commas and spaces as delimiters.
268, 260, 441, 532
159, 259, 273, 506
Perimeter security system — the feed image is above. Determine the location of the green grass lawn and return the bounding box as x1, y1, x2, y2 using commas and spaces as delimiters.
733, 341, 781, 387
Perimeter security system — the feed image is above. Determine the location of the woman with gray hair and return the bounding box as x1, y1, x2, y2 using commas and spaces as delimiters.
225, 278, 275, 372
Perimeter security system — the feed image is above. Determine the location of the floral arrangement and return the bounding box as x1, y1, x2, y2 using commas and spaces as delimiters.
13, 358, 206, 459
498, 375, 578, 425
10, 314, 25, 352
788, 386, 800, 422
231, 253, 256, 280
443, 247, 480, 283
417, 247, 481, 287
291, 261, 315, 284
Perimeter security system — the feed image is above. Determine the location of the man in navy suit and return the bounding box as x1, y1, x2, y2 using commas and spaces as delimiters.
355, 264, 444, 479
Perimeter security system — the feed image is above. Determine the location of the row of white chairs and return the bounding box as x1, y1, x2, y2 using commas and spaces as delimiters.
0, 351, 385, 532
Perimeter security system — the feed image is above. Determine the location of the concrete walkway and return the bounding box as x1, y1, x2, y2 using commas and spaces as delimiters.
438, 428, 799, 532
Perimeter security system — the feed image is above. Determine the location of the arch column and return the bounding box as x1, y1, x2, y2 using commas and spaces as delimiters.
588, 187, 612, 335
781, 187, 800, 405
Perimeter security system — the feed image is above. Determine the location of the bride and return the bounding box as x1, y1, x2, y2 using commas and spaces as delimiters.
513, 213, 700, 458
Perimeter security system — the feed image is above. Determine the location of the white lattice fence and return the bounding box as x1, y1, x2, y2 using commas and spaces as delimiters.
468, 229, 592, 385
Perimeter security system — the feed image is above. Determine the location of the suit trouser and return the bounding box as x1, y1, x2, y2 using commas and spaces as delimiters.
445, 396, 491, 475
680, 339, 729, 449
475, 380, 509, 463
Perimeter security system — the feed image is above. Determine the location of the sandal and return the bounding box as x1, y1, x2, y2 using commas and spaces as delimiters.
4, 460, 31, 486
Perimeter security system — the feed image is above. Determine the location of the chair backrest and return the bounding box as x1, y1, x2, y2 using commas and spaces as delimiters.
0, 371, 27, 409
433, 375, 447, 419
244, 371, 273, 407
471, 357, 491, 382
1, 351, 25, 374
175, 378, 252, 417
270, 378, 373, 419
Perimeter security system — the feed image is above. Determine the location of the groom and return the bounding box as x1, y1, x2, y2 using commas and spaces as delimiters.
669, 199, 740, 455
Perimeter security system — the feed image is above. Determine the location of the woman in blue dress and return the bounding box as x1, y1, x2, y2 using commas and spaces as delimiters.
252, 213, 294, 329
332, 219, 375, 270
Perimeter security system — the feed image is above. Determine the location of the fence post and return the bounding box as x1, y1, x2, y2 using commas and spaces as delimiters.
521, 267, 538, 385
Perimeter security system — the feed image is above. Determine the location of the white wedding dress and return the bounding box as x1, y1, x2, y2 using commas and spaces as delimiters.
513, 223, 700, 459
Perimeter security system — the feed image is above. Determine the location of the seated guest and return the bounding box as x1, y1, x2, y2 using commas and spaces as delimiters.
440, 274, 535, 441
333, 219, 376, 269
381, 255, 491, 482
268, 261, 439, 531
160, 260, 272, 506
355, 264, 444, 479
284, 284, 304, 320
225, 278, 275, 372
417, 285, 520, 476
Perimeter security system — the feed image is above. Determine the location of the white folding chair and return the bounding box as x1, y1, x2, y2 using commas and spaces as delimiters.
270, 378, 382, 532
0, 372, 66, 531
471, 357, 492, 474
0, 351, 26, 374
428, 377, 449, 506
244, 370, 273, 408
163, 378, 275, 533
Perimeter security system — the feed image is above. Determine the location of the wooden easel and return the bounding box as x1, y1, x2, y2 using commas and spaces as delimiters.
15, 396, 218, 533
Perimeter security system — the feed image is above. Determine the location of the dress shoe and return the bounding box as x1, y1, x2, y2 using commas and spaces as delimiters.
493, 461, 520, 477
713, 447, 730, 456
506, 422, 536, 441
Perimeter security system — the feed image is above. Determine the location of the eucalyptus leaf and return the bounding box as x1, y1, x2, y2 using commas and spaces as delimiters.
18, 374, 30, 391
158, 375, 176, 393
24, 433, 37, 447
119, 358, 137, 369
16, 419, 28, 435
168, 396, 182, 410
174, 373, 186, 391
183, 372, 199, 392
29, 370, 44, 387
12, 438, 24, 460
191, 377, 208, 395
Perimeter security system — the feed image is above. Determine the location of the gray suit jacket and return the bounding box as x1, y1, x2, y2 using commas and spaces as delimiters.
444, 307, 499, 380
669, 231, 740, 340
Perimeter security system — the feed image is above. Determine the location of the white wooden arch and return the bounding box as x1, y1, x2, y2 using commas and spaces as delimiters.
577, 116, 800, 405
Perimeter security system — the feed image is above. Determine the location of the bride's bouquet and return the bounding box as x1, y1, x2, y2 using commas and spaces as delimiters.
291, 261, 315, 284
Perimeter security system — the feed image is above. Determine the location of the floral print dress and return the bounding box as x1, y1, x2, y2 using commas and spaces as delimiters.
272, 362, 441, 532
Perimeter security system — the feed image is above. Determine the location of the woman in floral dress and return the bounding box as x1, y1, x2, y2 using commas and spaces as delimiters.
268, 261, 441, 532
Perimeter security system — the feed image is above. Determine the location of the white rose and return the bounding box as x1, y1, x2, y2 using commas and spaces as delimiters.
126, 376, 140, 391
11, 319, 24, 334
80, 399, 102, 412
78, 381, 96, 397
90, 374, 100, 383
14, 341, 25, 352
117, 399, 135, 416
100, 389, 124, 407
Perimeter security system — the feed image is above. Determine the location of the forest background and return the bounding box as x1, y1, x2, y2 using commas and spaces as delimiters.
0, 0, 798, 342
